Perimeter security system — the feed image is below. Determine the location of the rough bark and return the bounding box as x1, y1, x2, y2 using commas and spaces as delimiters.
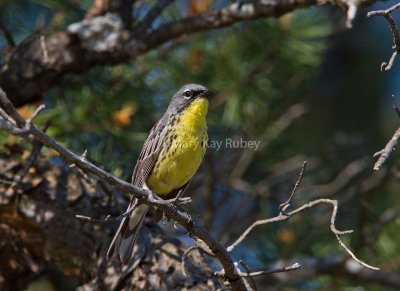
0, 154, 216, 290
0, 0, 376, 107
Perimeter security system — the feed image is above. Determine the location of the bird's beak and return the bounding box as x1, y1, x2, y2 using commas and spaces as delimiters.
201, 90, 214, 99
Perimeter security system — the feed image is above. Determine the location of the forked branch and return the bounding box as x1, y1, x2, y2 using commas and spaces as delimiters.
227, 163, 379, 271
373, 95, 400, 170
368, 3, 400, 71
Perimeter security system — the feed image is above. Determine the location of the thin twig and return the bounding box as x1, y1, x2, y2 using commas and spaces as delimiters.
239, 260, 257, 290
373, 96, 400, 168
215, 262, 301, 278
5, 121, 50, 197
0, 115, 28, 135
367, 3, 400, 18
384, 14, 400, 48
279, 161, 307, 214
368, 3, 400, 71
373, 127, 400, 170
181, 245, 200, 277
75, 201, 136, 223
381, 50, 398, 71
374, 96, 400, 171
26, 104, 46, 124
0, 177, 13, 185
69, 149, 88, 168
0, 88, 25, 127
333, 232, 378, 270
40, 35, 49, 63
239, 262, 301, 277
75, 187, 191, 223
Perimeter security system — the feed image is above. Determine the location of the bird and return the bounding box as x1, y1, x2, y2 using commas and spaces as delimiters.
107, 83, 213, 264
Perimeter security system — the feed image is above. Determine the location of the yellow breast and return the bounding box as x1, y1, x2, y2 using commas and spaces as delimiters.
147, 98, 208, 196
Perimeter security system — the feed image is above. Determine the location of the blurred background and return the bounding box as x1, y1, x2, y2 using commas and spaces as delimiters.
1, 0, 400, 290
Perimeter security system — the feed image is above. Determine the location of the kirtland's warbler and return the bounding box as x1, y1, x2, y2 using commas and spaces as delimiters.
107, 84, 213, 264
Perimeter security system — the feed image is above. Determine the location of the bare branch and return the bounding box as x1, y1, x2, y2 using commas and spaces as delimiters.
26, 104, 46, 124
333, 231, 378, 270
215, 262, 301, 279
75, 191, 192, 224
227, 163, 379, 271
0, 87, 25, 127
227, 197, 378, 270
368, 2, 400, 16
345, 0, 358, 28
5, 121, 49, 197
181, 246, 200, 277
368, 3, 400, 71
373, 127, 400, 170
240, 262, 301, 277
40, 36, 49, 63
0, 116, 28, 135
374, 96, 400, 171
239, 260, 257, 290
0, 88, 247, 290
0, 0, 376, 107
381, 50, 398, 71
279, 161, 307, 214
75, 200, 137, 223
373, 95, 400, 170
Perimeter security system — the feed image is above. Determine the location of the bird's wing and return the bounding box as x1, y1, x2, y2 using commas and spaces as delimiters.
131, 114, 170, 187
107, 114, 170, 262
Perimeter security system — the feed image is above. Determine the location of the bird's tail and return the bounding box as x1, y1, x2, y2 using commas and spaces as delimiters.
107, 200, 149, 264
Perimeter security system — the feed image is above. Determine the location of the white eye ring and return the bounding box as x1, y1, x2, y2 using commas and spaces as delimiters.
183, 90, 192, 99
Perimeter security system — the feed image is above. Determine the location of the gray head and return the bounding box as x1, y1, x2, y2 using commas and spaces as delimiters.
167, 84, 213, 114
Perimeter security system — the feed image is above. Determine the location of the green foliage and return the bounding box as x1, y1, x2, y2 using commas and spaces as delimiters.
8, 7, 328, 179
1, 1, 398, 289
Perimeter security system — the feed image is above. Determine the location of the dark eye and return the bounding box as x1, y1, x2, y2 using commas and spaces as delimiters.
183, 90, 192, 99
